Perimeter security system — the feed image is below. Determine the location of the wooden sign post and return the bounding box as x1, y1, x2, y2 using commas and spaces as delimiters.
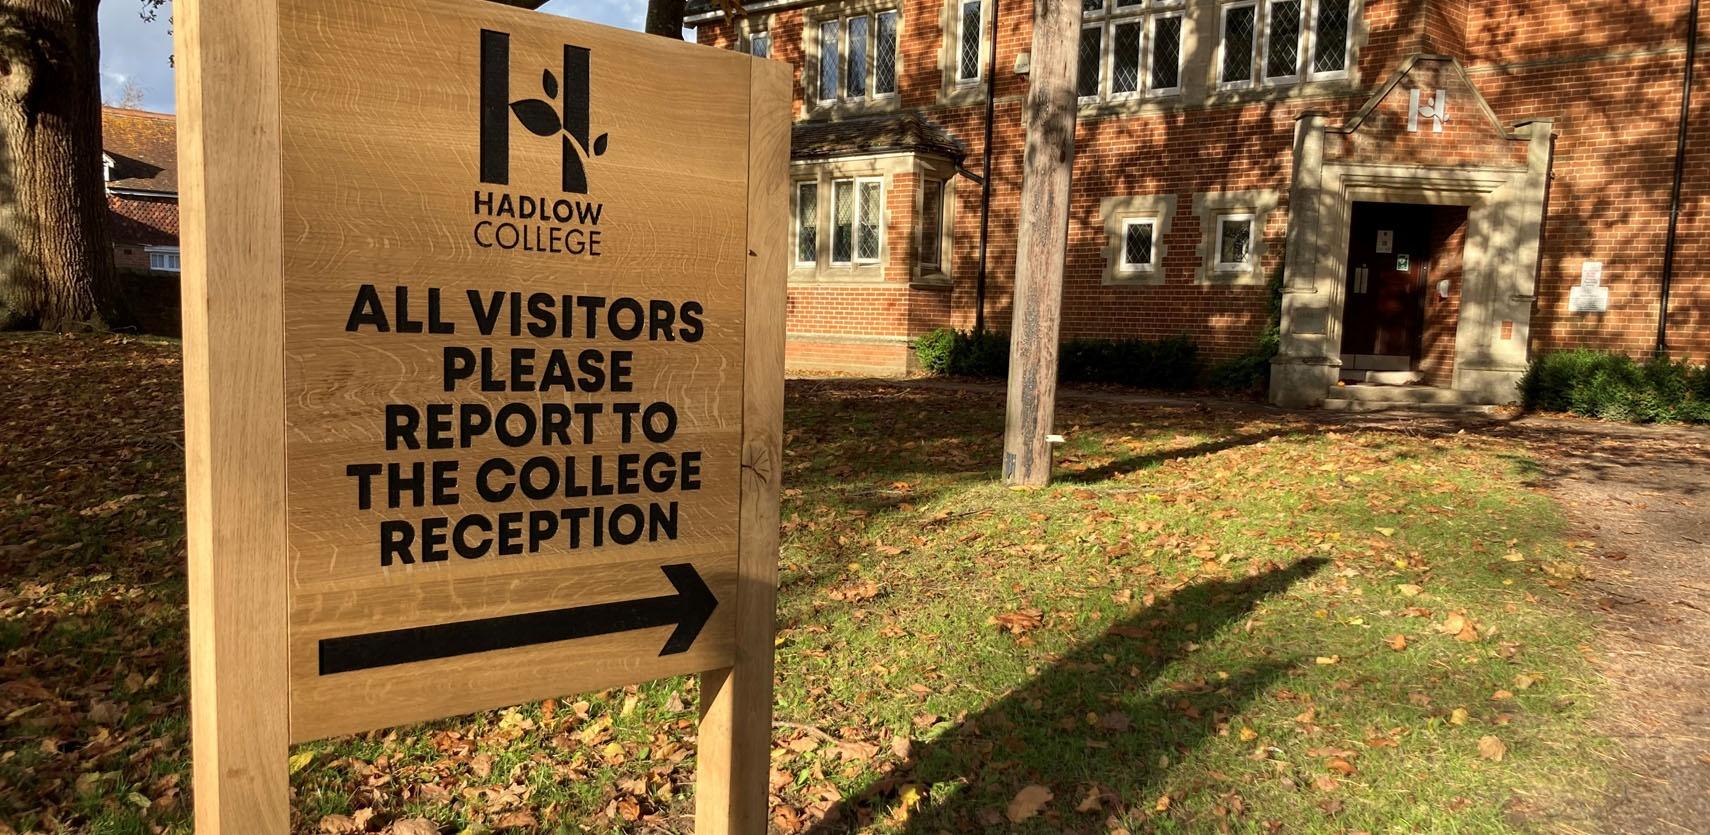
175, 0, 787, 830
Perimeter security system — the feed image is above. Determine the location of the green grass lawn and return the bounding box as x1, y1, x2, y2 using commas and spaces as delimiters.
0, 334, 1607, 834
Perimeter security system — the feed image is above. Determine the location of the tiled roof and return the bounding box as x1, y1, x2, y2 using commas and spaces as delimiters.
792, 112, 969, 163
107, 193, 179, 247
102, 107, 177, 195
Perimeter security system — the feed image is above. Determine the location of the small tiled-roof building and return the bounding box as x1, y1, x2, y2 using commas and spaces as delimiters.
102, 107, 180, 275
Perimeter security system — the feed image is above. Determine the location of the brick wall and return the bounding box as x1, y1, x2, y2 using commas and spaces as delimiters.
1420, 206, 1468, 386
701, 0, 1710, 372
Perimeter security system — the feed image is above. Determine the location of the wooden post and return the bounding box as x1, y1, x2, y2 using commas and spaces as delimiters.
694, 57, 790, 834
176, 0, 292, 831
1002, 0, 1081, 488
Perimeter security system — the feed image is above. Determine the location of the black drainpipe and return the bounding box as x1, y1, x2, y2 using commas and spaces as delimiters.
1657, 0, 1700, 357
974, 0, 1000, 334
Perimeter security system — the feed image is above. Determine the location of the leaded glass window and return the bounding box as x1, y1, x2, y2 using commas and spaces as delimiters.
750, 29, 770, 59
832, 179, 855, 263
1151, 14, 1182, 91
857, 181, 883, 262
1313, 0, 1350, 74
796, 183, 818, 264
819, 21, 841, 101
848, 16, 871, 97
1111, 20, 1143, 95
1217, 216, 1254, 269
820, 11, 901, 104
1221, 3, 1257, 86
1079, 0, 1180, 102
1122, 220, 1155, 270
921, 180, 945, 268
1266, 0, 1301, 79
959, 1, 983, 82
876, 11, 899, 94
1077, 25, 1103, 98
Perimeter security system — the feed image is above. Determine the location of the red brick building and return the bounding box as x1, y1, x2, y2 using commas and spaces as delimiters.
102, 107, 180, 276
689, 0, 1707, 406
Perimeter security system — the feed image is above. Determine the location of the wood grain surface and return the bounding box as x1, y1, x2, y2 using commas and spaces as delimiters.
695, 57, 791, 834
177, 0, 292, 829
183, 0, 785, 826
274, 0, 760, 741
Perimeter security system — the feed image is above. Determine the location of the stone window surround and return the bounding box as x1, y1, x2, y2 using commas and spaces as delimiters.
1099, 193, 1177, 286
1065, 0, 1364, 119
790, 153, 902, 284
737, 14, 772, 57
1076, 0, 1190, 104
938, 0, 994, 107
1192, 189, 1279, 285
804, 1, 904, 118
912, 155, 960, 287
1218, 0, 1352, 89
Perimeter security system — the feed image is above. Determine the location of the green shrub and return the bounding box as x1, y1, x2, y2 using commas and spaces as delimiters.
913, 328, 956, 375
950, 329, 1012, 378
1519, 349, 1709, 424
1206, 352, 1274, 393
1059, 335, 1199, 390
914, 329, 1201, 390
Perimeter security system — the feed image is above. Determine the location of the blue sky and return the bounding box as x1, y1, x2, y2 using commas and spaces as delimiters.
99, 0, 654, 113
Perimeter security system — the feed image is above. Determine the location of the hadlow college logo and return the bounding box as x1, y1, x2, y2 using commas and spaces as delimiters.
479, 29, 610, 194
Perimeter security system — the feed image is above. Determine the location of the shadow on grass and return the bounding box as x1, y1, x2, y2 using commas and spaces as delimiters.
1062, 428, 1302, 484
807, 557, 1327, 832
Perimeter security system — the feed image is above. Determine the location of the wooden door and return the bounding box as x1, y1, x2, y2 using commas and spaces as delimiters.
1342, 203, 1432, 361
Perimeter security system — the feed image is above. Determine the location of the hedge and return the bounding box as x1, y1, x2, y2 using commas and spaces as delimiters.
1519, 349, 1710, 424
914, 329, 1204, 391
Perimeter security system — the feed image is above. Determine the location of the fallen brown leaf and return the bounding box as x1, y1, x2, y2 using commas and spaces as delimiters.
1006, 784, 1053, 822
1477, 735, 1507, 762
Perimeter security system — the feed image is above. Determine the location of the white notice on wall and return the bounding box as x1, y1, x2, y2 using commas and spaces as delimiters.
1580, 261, 1604, 288
1570, 285, 1610, 314
1376, 230, 1394, 254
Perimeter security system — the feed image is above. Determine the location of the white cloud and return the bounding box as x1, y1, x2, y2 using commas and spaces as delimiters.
98, 1, 175, 112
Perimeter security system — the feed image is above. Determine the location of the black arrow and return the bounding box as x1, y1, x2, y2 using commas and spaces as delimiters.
317, 563, 718, 675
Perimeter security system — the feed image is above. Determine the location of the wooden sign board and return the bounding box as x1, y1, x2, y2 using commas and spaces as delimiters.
176, 0, 788, 830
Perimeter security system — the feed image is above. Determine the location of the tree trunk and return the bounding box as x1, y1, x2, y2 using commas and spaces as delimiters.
0, 0, 121, 331
645, 0, 687, 39
1001, 0, 1080, 488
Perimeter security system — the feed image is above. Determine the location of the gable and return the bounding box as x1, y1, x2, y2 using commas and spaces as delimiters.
1327, 56, 1529, 169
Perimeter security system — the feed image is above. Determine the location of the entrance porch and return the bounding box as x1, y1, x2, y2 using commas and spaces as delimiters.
1269, 56, 1556, 409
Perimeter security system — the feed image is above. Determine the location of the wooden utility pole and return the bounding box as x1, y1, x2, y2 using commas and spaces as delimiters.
1002, 0, 1080, 487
